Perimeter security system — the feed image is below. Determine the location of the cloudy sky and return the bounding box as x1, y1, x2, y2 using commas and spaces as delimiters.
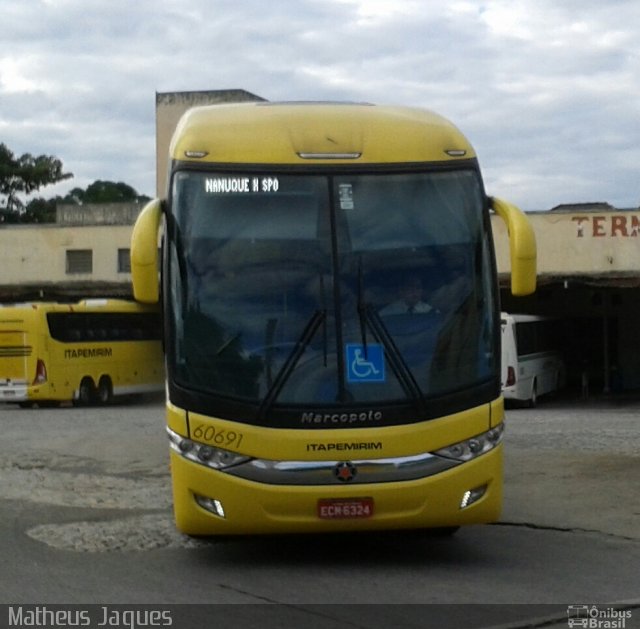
1, 0, 639, 210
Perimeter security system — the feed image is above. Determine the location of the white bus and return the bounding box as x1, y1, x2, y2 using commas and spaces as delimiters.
501, 312, 565, 407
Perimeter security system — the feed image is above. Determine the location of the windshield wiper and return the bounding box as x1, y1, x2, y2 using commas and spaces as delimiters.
319, 273, 328, 367
257, 309, 326, 420
353, 256, 425, 411
365, 305, 427, 413
356, 256, 369, 357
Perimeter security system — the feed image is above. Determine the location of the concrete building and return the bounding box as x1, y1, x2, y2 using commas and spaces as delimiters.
494, 204, 640, 392
0, 202, 144, 302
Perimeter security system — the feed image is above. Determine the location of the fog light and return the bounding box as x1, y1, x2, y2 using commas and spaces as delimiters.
195, 494, 226, 518
460, 485, 487, 509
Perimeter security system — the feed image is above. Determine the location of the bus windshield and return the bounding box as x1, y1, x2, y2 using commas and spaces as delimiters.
167, 168, 498, 424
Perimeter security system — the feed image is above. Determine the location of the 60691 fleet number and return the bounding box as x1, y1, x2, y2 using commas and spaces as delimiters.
191, 423, 244, 449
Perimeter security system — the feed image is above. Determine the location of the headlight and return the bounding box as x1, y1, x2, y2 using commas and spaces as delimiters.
434, 424, 504, 462
167, 427, 252, 470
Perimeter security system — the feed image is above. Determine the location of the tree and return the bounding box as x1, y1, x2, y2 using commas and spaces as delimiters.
0, 142, 150, 223
0, 143, 73, 220
21, 180, 151, 223
63, 180, 150, 205
23, 197, 57, 224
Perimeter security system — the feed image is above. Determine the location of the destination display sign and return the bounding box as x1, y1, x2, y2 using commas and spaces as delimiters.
204, 176, 280, 194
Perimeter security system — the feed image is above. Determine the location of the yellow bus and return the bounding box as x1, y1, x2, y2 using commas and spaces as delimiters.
131, 102, 536, 536
0, 299, 164, 406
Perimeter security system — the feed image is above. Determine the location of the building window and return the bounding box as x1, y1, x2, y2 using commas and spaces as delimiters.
66, 249, 93, 274
118, 248, 131, 273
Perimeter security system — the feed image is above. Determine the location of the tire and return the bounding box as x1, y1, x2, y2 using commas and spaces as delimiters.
97, 376, 112, 405
76, 377, 95, 406
528, 380, 538, 408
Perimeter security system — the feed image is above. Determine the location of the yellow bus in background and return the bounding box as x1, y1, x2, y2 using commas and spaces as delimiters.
131, 102, 536, 536
0, 299, 163, 406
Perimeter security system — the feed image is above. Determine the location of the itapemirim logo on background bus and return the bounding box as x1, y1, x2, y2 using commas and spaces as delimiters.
567, 605, 632, 628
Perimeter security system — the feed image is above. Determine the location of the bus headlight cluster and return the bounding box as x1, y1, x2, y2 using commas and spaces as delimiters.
167, 427, 252, 470
434, 424, 504, 462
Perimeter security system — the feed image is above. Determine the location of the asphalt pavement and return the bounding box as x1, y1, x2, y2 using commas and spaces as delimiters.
0, 392, 638, 626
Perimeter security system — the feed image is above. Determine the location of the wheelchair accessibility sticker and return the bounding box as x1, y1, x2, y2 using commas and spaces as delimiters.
346, 344, 386, 383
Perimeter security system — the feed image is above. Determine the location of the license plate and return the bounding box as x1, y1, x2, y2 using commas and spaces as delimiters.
317, 497, 374, 520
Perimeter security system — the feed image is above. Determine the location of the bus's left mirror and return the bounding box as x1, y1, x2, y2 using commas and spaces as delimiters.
131, 199, 162, 304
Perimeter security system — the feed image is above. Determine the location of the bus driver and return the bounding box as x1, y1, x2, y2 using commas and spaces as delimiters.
381, 276, 434, 315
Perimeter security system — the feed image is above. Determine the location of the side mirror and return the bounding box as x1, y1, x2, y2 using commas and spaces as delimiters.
131, 199, 162, 304
490, 197, 537, 296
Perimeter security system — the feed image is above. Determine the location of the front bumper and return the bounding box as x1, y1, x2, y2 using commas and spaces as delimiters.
169, 444, 503, 536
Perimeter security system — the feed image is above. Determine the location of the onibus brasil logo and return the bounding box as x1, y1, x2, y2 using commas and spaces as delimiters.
567, 605, 632, 628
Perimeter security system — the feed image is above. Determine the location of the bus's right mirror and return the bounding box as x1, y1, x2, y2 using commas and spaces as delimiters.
131, 199, 162, 304
490, 196, 537, 296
